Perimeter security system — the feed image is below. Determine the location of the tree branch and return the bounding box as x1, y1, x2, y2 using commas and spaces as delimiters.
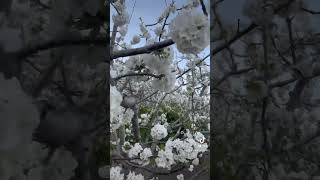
111, 39, 174, 59
199, 0, 208, 16
215, 67, 254, 86
18, 37, 107, 60
301, 7, 320, 15
110, 0, 295, 64
114, 73, 164, 81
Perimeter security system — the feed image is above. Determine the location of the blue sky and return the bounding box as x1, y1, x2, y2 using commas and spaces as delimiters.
111, 0, 210, 68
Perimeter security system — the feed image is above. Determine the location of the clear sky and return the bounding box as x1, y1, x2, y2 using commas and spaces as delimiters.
111, 0, 210, 68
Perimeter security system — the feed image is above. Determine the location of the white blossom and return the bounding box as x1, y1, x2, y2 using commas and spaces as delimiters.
177, 174, 184, 180
110, 166, 124, 180
140, 22, 151, 39
128, 143, 143, 158
155, 149, 175, 169
119, 25, 128, 37
140, 148, 153, 161
192, 158, 199, 166
194, 132, 205, 143
169, 9, 209, 54
151, 124, 168, 140
131, 35, 141, 44
188, 164, 194, 172
126, 171, 145, 180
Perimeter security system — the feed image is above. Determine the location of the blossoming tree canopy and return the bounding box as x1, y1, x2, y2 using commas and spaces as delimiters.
109, 0, 210, 179
0, 0, 109, 179
211, 0, 320, 179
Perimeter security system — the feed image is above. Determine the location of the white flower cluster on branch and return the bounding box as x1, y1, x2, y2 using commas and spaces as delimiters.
151, 123, 168, 140
169, 9, 210, 54
155, 130, 208, 170
109, 166, 145, 180
112, 0, 129, 27
141, 45, 176, 92
110, 85, 134, 132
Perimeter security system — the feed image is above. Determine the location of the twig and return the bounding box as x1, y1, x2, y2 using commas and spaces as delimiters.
301, 7, 320, 15
176, 54, 210, 79
215, 67, 254, 86
199, 0, 208, 16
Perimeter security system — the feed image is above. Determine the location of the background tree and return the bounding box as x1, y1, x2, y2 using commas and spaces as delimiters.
0, 0, 108, 180
211, 0, 320, 179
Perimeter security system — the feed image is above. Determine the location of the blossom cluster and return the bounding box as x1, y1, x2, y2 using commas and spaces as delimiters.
155, 130, 208, 170
141, 45, 176, 92
109, 166, 145, 180
169, 9, 210, 54
151, 123, 168, 140
110, 85, 134, 132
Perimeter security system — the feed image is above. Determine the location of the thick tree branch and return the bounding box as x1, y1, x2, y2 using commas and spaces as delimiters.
113, 72, 164, 81
115, 155, 186, 175
18, 37, 107, 60
111, 39, 174, 59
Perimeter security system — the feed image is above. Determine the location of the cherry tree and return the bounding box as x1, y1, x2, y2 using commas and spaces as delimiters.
0, 0, 211, 180
107, 0, 210, 180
